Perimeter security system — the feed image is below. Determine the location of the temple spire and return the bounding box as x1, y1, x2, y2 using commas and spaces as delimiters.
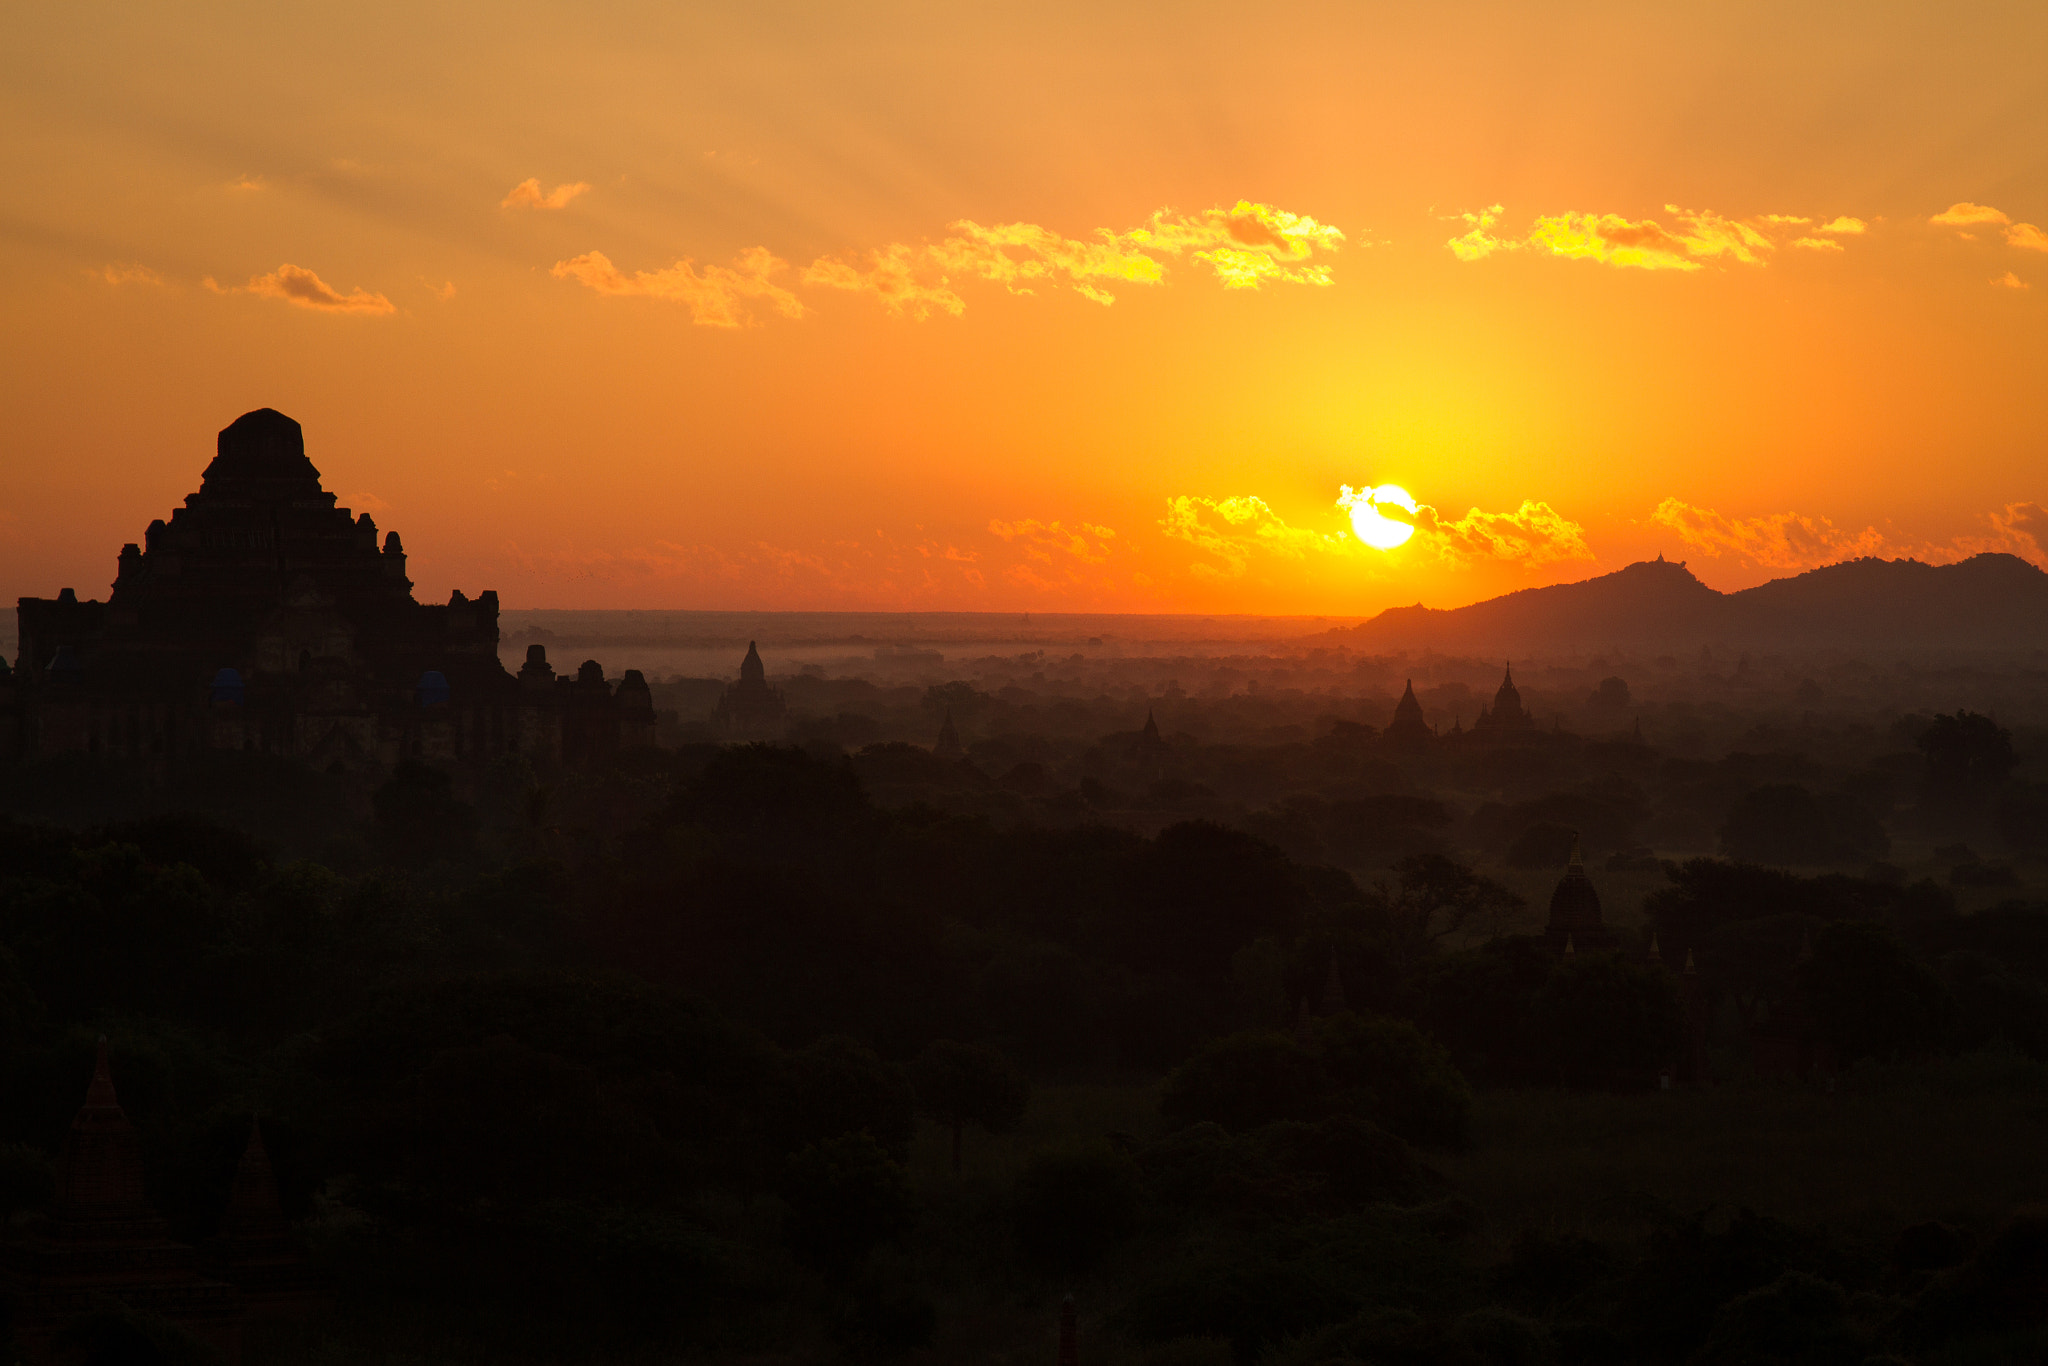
85, 1035, 117, 1109
1058, 1294, 1079, 1366
216, 1117, 291, 1243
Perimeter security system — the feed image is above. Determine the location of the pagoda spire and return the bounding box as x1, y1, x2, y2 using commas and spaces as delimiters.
1320, 954, 1347, 1015
217, 1117, 291, 1243
1058, 1294, 1079, 1366
52, 1037, 158, 1228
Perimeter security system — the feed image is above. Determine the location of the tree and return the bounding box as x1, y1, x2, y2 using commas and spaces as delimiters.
1720, 786, 1886, 866
1310, 1012, 1471, 1151
0, 1142, 53, 1222
764, 1036, 918, 1163
1011, 1145, 1143, 1274
1131, 822, 1305, 978
1382, 853, 1524, 951
908, 1040, 1030, 1174
1505, 823, 1578, 870
1407, 937, 1558, 1085
1917, 711, 2017, 813
780, 1133, 916, 1274
1160, 1031, 1323, 1132
372, 759, 477, 867
1533, 955, 1683, 1087
1720, 786, 1834, 866
1799, 921, 1950, 1063
1996, 781, 2048, 858
1589, 676, 1631, 710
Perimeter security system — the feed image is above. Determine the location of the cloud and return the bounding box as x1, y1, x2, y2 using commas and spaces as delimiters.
234, 263, 396, 315
1159, 495, 1351, 578
425, 278, 457, 302
1412, 500, 1594, 567
1931, 202, 2010, 226
1447, 204, 1853, 272
1989, 503, 2048, 560
1447, 205, 1510, 262
228, 174, 264, 192
1124, 201, 1346, 288
2006, 223, 2048, 252
1655, 498, 2048, 571
989, 518, 1118, 587
92, 263, 163, 287
501, 178, 590, 210
801, 245, 972, 319
551, 247, 803, 327
1159, 488, 1590, 578
1529, 206, 1772, 271
802, 200, 1342, 317
1991, 271, 2029, 290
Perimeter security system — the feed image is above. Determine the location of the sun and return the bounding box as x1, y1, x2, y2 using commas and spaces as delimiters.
1347, 484, 1418, 550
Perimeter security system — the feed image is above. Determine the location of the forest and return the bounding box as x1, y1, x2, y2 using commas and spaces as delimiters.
1, 640, 2046, 1365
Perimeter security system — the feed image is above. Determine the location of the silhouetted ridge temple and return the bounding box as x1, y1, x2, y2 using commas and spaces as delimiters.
5, 409, 652, 765
1342, 551, 2048, 653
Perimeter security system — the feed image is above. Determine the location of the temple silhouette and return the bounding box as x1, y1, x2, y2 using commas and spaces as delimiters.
1542, 840, 1618, 956
1471, 662, 1534, 735
0, 1043, 325, 1359
712, 640, 787, 739
3, 410, 651, 767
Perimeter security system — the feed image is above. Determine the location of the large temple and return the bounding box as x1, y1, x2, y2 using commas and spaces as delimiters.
3, 409, 652, 768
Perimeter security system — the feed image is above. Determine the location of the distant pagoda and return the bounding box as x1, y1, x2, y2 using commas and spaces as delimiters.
1472, 662, 1535, 736
1382, 679, 1433, 750
713, 641, 787, 740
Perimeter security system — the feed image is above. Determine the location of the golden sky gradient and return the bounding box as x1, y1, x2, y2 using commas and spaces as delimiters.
3, 0, 2045, 614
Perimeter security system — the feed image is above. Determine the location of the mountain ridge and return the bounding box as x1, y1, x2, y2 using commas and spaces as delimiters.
1342, 552, 2048, 654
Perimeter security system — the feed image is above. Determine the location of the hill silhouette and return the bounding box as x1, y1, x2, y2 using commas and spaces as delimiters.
1343, 553, 2048, 654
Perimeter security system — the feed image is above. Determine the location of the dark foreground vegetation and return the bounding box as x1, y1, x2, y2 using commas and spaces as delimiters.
2, 685, 2047, 1364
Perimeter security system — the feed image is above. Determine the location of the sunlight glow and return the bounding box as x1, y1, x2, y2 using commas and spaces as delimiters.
1346, 484, 1418, 550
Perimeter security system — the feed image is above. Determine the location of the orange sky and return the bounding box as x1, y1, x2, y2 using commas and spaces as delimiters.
3, 0, 2045, 615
